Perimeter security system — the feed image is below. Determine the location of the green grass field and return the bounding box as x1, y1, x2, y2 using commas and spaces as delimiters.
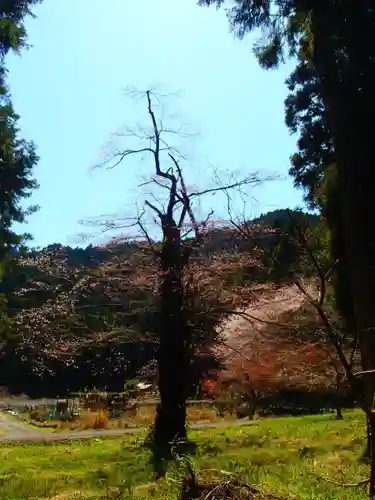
0, 410, 370, 499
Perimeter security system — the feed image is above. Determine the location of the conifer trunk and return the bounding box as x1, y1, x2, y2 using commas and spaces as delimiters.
312, 2, 375, 465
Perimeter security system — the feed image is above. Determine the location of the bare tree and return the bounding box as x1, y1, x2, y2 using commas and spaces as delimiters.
226, 208, 359, 394
227, 207, 375, 490
92, 89, 268, 461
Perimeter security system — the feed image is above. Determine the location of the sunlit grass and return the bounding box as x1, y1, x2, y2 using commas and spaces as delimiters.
0, 410, 369, 499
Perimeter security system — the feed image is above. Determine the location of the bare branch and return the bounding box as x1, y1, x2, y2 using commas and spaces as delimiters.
146, 90, 175, 184
188, 174, 266, 200
316, 475, 369, 488
217, 308, 301, 330
103, 147, 156, 170
354, 369, 375, 379
145, 199, 164, 220
135, 208, 156, 253
286, 209, 326, 308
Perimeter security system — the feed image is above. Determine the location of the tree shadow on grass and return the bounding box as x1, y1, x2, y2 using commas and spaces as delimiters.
143, 425, 197, 478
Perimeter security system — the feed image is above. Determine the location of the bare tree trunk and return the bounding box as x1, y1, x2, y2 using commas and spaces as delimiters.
367, 411, 375, 497
362, 417, 373, 462
152, 220, 189, 452
335, 404, 343, 420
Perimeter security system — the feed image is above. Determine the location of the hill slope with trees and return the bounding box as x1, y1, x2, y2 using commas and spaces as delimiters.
0, 208, 336, 402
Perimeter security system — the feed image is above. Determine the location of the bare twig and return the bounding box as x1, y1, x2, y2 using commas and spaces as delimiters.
354, 369, 375, 379
316, 475, 369, 487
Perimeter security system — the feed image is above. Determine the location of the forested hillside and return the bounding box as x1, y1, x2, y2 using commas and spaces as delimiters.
0, 209, 324, 397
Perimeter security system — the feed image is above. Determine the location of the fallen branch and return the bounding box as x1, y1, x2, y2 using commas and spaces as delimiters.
218, 309, 300, 330
316, 474, 369, 487
180, 468, 287, 500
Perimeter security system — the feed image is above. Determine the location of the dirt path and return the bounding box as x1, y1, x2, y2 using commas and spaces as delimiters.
0, 412, 255, 444
0, 412, 37, 439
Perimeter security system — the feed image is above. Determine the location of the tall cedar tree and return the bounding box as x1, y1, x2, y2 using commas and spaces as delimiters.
0, 1, 41, 334
199, 0, 375, 479
285, 57, 355, 334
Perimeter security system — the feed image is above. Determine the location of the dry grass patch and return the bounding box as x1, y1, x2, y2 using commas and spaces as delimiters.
27, 404, 231, 432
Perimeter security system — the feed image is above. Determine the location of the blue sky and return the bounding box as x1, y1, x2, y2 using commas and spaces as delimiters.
7, 0, 303, 248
